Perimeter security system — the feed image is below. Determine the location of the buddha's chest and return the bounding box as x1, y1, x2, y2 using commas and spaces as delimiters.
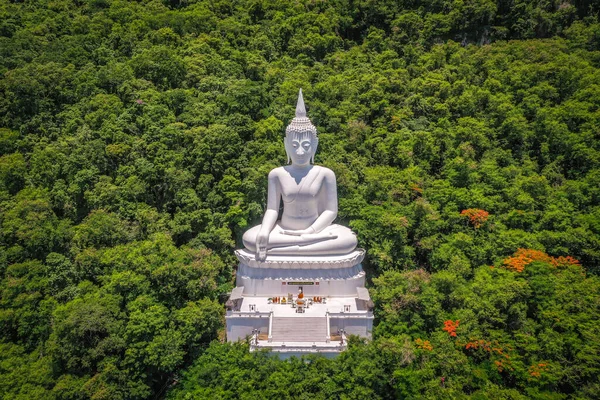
279, 173, 323, 203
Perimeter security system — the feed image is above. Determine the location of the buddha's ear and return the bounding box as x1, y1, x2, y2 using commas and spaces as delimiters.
284, 136, 291, 164
312, 136, 319, 164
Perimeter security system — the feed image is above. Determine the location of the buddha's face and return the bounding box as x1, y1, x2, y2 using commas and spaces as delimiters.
285, 131, 317, 167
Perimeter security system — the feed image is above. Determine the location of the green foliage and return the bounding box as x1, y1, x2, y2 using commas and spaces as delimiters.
0, 0, 599, 398
169, 341, 390, 400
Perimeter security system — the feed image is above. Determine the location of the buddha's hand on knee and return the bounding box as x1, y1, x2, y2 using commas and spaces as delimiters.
256, 230, 269, 260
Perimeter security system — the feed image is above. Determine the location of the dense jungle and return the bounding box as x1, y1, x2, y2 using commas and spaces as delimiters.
1, 0, 600, 398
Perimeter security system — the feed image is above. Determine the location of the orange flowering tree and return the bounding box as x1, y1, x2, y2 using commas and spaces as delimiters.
528, 362, 549, 379
460, 208, 489, 228
415, 338, 433, 351
502, 248, 580, 273
464, 339, 514, 373
442, 320, 459, 337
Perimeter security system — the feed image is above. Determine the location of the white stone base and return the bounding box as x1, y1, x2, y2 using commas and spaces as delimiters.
235, 249, 365, 269
235, 249, 367, 297
227, 249, 373, 355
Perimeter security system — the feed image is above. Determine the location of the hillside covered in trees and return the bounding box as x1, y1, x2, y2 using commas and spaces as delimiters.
1, 0, 600, 398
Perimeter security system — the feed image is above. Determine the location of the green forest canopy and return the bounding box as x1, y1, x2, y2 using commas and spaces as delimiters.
0, 0, 599, 398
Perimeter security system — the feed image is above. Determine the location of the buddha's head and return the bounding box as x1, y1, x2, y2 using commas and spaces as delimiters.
284, 89, 318, 166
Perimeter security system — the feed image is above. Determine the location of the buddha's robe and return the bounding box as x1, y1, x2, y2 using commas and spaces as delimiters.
242, 165, 357, 256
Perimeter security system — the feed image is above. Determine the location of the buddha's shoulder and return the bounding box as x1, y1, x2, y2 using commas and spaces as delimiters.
319, 165, 334, 173
268, 166, 287, 178
314, 165, 336, 179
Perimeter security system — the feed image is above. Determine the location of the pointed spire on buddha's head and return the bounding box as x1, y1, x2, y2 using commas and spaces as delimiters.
285, 88, 318, 164
295, 89, 307, 118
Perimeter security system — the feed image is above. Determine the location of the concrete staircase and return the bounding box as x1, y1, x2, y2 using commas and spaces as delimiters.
270, 317, 327, 342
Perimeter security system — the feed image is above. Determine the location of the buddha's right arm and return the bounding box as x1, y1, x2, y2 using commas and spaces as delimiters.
259, 170, 281, 234
260, 209, 279, 233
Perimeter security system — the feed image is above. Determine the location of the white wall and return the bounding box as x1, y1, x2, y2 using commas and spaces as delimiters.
329, 316, 373, 338
236, 263, 366, 296
226, 315, 270, 342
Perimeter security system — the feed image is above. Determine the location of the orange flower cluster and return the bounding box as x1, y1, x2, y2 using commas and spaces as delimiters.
502, 248, 580, 273
494, 360, 510, 372
465, 339, 513, 372
528, 363, 549, 378
460, 208, 489, 228
465, 340, 509, 357
443, 320, 459, 337
415, 338, 433, 351
552, 255, 581, 267
465, 339, 494, 352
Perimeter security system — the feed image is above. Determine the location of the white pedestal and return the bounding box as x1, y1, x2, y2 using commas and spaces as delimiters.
226, 248, 373, 354
234, 249, 366, 297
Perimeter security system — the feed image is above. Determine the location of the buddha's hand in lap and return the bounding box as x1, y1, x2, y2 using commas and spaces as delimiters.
280, 229, 338, 242
280, 228, 314, 236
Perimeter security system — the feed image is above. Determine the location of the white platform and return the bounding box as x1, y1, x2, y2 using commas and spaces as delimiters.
233, 295, 370, 316
226, 294, 374, 355
235, 249, 367, 297
235, 249, 365, 269
227, 249, 373, 355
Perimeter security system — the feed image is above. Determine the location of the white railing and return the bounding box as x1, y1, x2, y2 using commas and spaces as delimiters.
268, 311, 273, 342
250, 342, 347, 353
226, 311, 271, 318
328, 312, 374, 318
326, 311, 331, 343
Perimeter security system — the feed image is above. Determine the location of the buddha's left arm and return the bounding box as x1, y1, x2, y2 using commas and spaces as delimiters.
310, 170, 338, 233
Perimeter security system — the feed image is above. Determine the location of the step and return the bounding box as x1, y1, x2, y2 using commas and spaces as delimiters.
270, 317, 327, 342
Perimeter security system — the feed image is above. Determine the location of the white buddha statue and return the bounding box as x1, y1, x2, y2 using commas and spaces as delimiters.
243, 89, 358, 261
